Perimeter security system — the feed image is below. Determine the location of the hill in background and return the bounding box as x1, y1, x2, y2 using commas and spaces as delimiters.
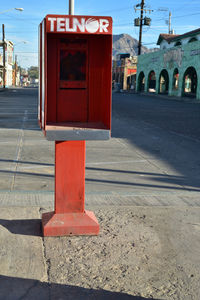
113, 33, 158, 58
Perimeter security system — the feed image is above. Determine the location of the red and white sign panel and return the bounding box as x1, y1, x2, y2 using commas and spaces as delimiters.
46, 15, 112, 35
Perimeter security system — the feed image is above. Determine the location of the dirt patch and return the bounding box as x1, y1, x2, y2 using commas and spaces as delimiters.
44, 206, 200, 299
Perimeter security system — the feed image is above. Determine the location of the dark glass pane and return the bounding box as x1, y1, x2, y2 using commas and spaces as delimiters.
60, 50, 86, 81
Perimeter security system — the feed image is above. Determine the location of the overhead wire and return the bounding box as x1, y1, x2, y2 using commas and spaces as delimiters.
2, 4, 200, 67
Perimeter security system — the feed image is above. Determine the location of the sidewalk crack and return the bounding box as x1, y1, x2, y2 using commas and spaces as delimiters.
10, 109, 28, 191
40, 208, 51, 299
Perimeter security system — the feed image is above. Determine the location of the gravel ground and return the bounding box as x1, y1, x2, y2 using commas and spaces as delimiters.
43, 206, 200, 300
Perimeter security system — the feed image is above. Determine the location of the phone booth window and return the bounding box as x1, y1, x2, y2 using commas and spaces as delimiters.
60, 50, 86, 81
59, 39, 87, 89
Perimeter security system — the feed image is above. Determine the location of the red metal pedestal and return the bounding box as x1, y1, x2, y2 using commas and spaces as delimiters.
42, 140, 99, 236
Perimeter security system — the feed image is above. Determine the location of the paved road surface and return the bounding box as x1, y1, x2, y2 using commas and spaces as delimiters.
0, 88, 199, 208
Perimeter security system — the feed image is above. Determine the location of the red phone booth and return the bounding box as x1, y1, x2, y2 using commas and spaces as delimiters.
38, 15, 112, 236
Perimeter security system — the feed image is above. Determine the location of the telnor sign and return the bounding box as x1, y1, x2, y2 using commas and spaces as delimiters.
46, 15, 112, 34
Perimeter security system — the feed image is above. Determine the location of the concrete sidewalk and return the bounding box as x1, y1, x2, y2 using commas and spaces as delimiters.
0, 88, 200, 299
0, 205, 200, 300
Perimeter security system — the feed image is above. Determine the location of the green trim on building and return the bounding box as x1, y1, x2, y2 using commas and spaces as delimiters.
136, 40, 200, 100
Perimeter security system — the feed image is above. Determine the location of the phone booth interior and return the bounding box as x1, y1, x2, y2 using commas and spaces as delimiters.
39, 16, 112, 236
39, 16, 112, 140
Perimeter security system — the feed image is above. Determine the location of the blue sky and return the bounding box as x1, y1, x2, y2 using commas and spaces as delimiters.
1, 0, 200, 68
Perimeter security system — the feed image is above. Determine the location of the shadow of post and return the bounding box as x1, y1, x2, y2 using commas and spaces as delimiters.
0, 275, 159, 300
0, 219, 42, 237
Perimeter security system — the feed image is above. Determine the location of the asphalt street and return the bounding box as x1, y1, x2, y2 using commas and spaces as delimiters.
0, 88, 199, 207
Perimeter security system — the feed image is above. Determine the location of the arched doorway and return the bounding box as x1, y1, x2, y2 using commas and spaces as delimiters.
173, 68, 179, 90
183, 67, 197, 97
159, 69, 169, 94
126, 74, 136, 90
148, 70, 156, 93
130, 74, 136, 90
138, 71, 145, 92
175, 41, 181, 46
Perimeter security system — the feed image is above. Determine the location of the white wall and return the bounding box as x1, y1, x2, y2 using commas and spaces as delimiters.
6, 64, 13, 86
160, 33, 200, 49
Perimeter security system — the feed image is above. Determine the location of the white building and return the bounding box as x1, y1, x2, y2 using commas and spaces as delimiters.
5, 41, 14, 87
0, 40, 14, 87
157, 29, 200, 50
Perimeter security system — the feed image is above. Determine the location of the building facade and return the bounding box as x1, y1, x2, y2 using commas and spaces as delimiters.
113, 54, 137, 91
0, 40, 14, 87
136, 28, 200, 100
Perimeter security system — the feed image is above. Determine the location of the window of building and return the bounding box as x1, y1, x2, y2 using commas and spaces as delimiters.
175, 41, 181, 46
188, 37, 198, 43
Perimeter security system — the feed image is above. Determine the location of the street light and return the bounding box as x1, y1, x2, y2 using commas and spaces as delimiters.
13, 40, 28, 62
14, 41, 27, 48
15, 8, 24, 11
0, 7, 24, 14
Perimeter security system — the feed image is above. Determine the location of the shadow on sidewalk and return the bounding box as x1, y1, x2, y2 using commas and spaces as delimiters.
0, 170, 54, 178
85, 177, 200, 192
0, 275, 159, 300
0, 158, 53, 166
0, 218, 42, 237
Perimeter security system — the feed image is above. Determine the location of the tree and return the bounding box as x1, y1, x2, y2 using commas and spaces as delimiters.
28, 66, 38, 80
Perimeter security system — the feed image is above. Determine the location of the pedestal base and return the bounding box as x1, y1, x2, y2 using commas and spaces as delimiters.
42, 210, 100, 236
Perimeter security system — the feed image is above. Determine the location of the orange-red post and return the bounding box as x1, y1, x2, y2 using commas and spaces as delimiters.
55, 140, 85, 214
42, 140, 99, 236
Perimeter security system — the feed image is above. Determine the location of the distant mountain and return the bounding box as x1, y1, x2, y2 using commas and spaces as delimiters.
113, 33, 158, 58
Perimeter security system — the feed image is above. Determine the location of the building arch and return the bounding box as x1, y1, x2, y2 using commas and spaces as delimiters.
159, 69, 169, 94
182, 66, 197, 97
137, 71, 145, 92
130, 74, 136, 90
147, 70, 156, 92
175, 41, 181, 46
173, 68, 179, 90
188, 37, 198, 43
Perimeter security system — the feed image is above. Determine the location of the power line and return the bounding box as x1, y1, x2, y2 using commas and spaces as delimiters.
2, 13, 39, 25
90, 6, 132, 14
15, 52, 38, 54
154, 10, 200, 21
0, 32, 38, 35
115, 9, 200, 27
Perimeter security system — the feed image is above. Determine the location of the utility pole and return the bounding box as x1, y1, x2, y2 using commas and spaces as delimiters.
15, 55, 17, 86
2, 24, 6, 88
69, 0, 74, 15
134, 0, 152, 55
138, 0, 145, 55
169, 11, 172, 34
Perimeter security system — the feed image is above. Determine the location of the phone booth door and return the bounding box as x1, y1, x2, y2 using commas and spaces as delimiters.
57, 39, 88, 123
